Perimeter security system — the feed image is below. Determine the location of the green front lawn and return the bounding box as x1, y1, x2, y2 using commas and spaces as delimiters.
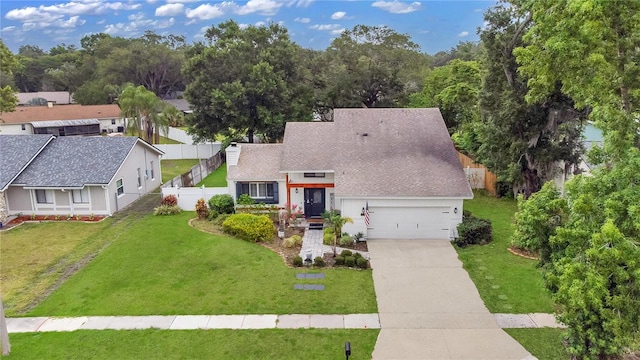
196, 163, 227, 187
161, 159, 199, 183
505, 328, 567, 360
1, 220, 114, 316
456, 192, 554, 313
7, 329, 379, 360
28, 212, 377, 316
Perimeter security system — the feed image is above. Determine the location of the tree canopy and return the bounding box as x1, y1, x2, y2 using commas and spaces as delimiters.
183, 20, 313, 143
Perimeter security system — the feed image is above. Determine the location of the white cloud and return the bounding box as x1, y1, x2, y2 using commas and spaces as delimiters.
457, 31, 469, 37
371, 1, 421, 14
294, 17, 310, 23
287, 0, 314, 7
185, 3, 225, 20
59, 15, 86, 28
167, 0, 199, 3
331, 28, 345, 35
1, 26, 17, 32
331, 11, 346, 20
128, 12, 145, 21
309, 24, 342, 31
5, 1, 141, 32
104, 17, 175, 36
156, 3, 184, 16
235, 0, 282, 16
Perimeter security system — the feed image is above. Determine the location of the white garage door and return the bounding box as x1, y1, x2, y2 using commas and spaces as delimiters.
367, 207, 451, 239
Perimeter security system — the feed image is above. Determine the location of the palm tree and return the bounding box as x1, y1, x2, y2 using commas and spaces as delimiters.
323, 210, 354, 257
119, 85, 161, 143
155, 103, 183, 143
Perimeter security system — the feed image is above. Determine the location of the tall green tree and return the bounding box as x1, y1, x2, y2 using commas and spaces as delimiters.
513, 1, 640, 358
319, 25, 427, 113
475, 2, 585, 198
0, 40, 19, 115
183, 20, 313, 143
514, 0, 640, 159
409, 59, 482, 132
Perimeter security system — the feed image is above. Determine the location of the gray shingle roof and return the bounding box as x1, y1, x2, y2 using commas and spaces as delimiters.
332, 108, 472, 198
0, 135, 53, 191
13, 136, 142, 187
274, 108, 472, 198
227, 144, 286, 181
280, 122, 335, 172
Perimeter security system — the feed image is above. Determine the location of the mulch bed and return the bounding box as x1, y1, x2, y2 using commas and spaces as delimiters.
2, 214, 106, 230
507, 246, 540, 260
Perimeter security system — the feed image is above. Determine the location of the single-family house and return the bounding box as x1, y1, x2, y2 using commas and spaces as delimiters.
0, 134, 163, 220
0, 104, 125, 135
226, 108, 473, 240
16, 91, 74, 106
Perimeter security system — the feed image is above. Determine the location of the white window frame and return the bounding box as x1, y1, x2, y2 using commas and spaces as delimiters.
116, 178, 124, 197
35, 189, 54, 204
249, 182, 273, 199
72, 188, 90, 204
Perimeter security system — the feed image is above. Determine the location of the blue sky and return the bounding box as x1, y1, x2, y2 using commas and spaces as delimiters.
1, 0, 496, 55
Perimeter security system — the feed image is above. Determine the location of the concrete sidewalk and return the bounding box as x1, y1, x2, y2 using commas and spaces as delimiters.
6, 314, 381, 333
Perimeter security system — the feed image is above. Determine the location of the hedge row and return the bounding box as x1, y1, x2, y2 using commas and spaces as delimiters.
222, 213, 274, 242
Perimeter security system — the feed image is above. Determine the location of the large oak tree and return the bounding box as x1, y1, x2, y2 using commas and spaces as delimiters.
182, 20, 313, 143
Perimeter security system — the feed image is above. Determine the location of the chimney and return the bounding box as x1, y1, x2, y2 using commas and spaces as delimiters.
226, 142, 241, 169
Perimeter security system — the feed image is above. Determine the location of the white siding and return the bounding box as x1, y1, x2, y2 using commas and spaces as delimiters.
340, 198, 464, 240
0, 123, 33, 134
288, 172, 335, 185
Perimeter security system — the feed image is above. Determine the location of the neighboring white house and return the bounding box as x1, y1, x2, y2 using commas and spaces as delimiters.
0, 104, 125, 135
16, 91, 74, 106
226, 108, 473, 240
0, 135, 163, 220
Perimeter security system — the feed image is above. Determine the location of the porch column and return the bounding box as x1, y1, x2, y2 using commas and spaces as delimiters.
285, 174, 291, 206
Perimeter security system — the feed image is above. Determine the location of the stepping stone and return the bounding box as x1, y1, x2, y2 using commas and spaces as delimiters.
293, 284, 325, 290
295, 273, 325, 279
498, 294, 508, 300
491, 285, 501, 289
484, 275, 494, 280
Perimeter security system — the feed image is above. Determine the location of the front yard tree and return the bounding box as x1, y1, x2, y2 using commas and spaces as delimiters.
183, 20, 313, 143
513, 1, 640, 358
475, 2, 584, 198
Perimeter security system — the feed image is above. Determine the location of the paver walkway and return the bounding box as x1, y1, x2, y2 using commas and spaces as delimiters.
369, 239, 537, 360
6, 313, 562, 333
298, 229, 370, 260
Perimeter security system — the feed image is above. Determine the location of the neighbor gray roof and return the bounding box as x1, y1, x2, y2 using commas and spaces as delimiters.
227, 144, 285, 181
13, 136, 160, 188
163, 99, 193, 113
0, 135, 53, 191
331, 108, 472, 198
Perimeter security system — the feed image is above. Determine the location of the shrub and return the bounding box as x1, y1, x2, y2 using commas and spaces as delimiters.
344, 256, 356, 267
282, 235, 303, 248
154, 204, 182, 216
339, 234, 353, 246
207, 209, 219, 221
324, 227, 334, 235
356, 257, 368, 269
511, 181, 567, 264
237, 194, 255, 205
212, 213, 231, 226
313, 256, 326, 267
340, 250, 353, 257
161, 195, 178, 206
353, 252, 363, 259
455, 216, 492, 247
208, 194, 235, 214
292, 255, 303, 267
323, 232, 334, 245
195, 198, 209, 220
334, 256, 345, 266
222, 213, 274, 242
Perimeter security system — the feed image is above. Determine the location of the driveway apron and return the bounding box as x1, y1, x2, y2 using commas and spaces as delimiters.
368, 239, 535, 360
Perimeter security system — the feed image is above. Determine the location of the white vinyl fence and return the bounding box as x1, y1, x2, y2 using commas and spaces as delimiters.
156, 143, 221, 160
161, 152, 225, 188
161, 186, 229, 210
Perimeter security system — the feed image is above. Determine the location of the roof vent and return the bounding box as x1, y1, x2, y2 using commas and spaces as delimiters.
361, 133, 368, 137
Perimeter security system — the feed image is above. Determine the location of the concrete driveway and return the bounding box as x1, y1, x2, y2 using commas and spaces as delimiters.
368, 240, 535, 360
